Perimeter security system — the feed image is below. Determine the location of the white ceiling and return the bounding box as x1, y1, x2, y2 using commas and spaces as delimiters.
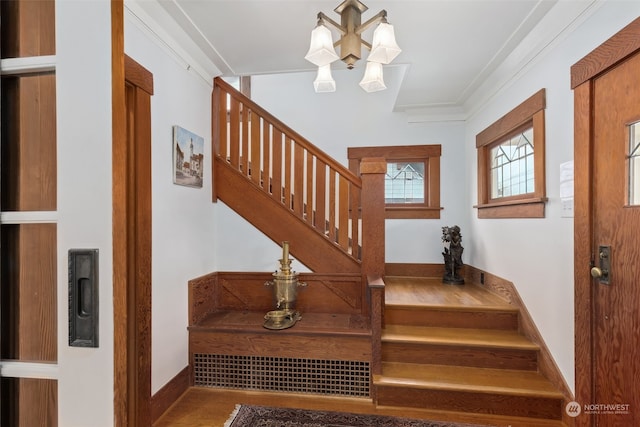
133, 0, 597, 115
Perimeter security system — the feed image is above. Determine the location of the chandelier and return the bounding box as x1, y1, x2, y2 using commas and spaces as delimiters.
304, 0, 401, 93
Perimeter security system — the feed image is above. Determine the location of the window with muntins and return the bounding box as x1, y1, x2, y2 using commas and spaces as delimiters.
348, 145, 442, 219
386, 161, 425, 203
475, 89, 547, 218
490, 126, 534, 199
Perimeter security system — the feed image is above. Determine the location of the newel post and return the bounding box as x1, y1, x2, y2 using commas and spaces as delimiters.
360, 158, 386, 399
360, 157, 386, 282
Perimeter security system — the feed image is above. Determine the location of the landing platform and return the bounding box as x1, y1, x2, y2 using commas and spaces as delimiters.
384, 276, 512, 309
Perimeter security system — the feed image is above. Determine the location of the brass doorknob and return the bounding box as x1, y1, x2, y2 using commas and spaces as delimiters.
591, 267, 603, 278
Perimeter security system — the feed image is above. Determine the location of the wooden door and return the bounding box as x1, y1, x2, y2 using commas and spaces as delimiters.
590, 52, 640, 426
0, 1, 58, 425
572, 17, 640, 427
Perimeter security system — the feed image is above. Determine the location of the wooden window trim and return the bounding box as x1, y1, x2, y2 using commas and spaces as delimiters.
475, 89, 547, 218
348, 145, 442, 219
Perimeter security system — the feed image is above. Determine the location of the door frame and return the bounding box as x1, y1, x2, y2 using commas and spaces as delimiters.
112, 2, 154, 425
571, 17, 640, 427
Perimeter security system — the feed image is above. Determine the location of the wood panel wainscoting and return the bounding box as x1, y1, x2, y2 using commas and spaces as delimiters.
187, 272, 373, 358
151, 270, 378, 423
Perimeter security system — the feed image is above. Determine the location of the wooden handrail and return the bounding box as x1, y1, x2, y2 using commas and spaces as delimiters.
212, 76, 364, 260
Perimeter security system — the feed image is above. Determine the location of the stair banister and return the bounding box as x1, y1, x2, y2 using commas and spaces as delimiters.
212, 77, 359, 186
212, 77, 364, 262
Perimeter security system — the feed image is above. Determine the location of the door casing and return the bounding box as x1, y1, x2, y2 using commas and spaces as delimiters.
112, 2, 154, 425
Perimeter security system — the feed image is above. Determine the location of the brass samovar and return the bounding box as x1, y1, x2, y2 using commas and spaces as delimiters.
263, 241, 305, 329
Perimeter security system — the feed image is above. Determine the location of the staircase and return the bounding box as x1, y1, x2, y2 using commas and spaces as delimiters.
374, 276, 565, 423
208, 78, 569, 425
212, 76, 388, 275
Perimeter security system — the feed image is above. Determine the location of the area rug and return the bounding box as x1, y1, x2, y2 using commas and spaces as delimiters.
224, 405, 493, 427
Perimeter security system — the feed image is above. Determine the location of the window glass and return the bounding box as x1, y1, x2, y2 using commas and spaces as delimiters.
490, 127, 534, 199
629, 122, 640, 205
385, 161, 425, 203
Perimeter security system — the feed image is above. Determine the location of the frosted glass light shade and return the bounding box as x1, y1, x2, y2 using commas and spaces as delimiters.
313, 64, 336, 92
305, 24, 339, 66
359, 61, 386, 92
368, 22, 401, 64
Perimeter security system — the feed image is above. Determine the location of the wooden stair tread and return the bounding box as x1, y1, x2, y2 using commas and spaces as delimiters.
372, 405, 568, 427
189, 310, 371, 337
375, 362, 563, 399
384, 276, 513, 309
382, 325, 539, 350
385, 302, 519, 312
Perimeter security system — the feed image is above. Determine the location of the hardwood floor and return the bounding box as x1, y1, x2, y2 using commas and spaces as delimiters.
384, 276, 511, 308
153, 387, 567, 427
156, 277, 567, 427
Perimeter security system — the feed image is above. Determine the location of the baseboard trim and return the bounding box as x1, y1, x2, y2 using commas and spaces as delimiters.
385, 263, 444, 278
151, 365, 191, 423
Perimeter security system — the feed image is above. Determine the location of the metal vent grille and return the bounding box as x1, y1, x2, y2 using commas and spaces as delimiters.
193, 354, 370, 397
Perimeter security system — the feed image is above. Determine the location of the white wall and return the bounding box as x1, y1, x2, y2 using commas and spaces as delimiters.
124, 11, 216, 394
464, 1, 640, 393
52, 2, 640, 422
57, 1, 114, 425
214, 1, 640, 396
214, 66, 469, 270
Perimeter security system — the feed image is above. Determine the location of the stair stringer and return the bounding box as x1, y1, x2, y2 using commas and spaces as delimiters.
215, 157, 361, 274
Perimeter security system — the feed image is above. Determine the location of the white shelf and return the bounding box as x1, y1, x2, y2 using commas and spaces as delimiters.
0, 55, 56, 75
0, 361, 59, 380
0, 211, 58, 224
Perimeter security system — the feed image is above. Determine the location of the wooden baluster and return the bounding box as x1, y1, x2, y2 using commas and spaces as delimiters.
241, 104, 249, 176
214, 84, 227, 161
229, 96, 240, 169
293, 143, 304, 218
306, 152, 314, 226
338, 175, 349, 251
316, 159, 327, 234
250, 110, 262, 186
271, 128, 283, 204
211, 84, 222, 202
262, 121, 271, 193
328, 168, 337, 242
284, 136, 292, 210
350, 184, 361, 259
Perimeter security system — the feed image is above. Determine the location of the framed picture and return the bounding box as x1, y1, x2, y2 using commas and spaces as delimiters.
173, 125, 204, 188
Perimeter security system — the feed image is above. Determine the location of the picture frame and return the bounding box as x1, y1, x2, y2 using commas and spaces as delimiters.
173, 125, 204, 188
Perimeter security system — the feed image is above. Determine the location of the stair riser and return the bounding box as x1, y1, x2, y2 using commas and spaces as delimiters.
375, 385, 562, 420
385, 307, 519, 330
382, 342, 538, 370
